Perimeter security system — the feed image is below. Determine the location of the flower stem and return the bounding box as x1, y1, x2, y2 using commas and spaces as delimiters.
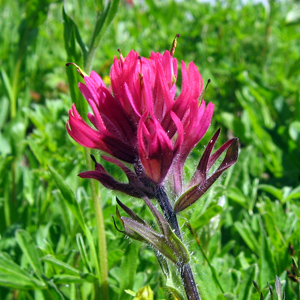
155, 187, 181, 238
180, 264, 201, 300
155, 187, 201, 300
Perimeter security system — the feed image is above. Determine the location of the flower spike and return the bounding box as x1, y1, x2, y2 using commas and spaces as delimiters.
67, 45, 239, 300
66, 49, 238, 207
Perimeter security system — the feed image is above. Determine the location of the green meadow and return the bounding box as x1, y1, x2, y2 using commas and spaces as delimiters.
1, 0, 300, 299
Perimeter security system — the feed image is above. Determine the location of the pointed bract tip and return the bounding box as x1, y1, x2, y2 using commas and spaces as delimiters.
116, 197, 122, 206
112, 213, 124, 233
170, 34, 180, 56
117, 48, 125, 62
252, 280, 260, 292
200, 79, 211, 99
65, 62, 88, 78
90, 154, 97, 164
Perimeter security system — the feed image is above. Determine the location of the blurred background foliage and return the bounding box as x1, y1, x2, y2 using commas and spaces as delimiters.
0, 0, 300, 299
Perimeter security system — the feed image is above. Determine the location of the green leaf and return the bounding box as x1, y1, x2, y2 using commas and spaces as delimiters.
118, 242, 140, 300
259, 232, 276, 287
62, 5, 87, 117
217, 294, 237, 300
196, 263, 220, 300
41, 253, 97, 283
0, 252, 45, 289
46, 279, 67, 300
103, 0, 120, 32
227, 187, 248, 208
48, 167, 100, 280
90, 0, 120, 52
234, 221, 259, 253
52, 275, 85, 284
48, 165, 85, 231
41, 255, 80, 276
286, 5, 300, 24
285, 185, 300, 202
52, 274, 96, 284
190, 205, 223, 229
76, 233, 92, 273
237, 264, 258, 300
167, 286, 185, 300
259, 184, 283, 202
0, 69, 13, 104
62, 5, 87, 57
27, 139, 47, 165
261, 211, 278, 247
15, 230, 43, 275
124, 289, 136, 297
108, 249, 124, 269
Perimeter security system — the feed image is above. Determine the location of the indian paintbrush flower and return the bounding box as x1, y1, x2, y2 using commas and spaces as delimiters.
66, 38, 239, 300
66, 47, 222, 201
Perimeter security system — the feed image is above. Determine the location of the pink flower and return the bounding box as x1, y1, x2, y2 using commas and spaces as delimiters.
67, 49, 215, 195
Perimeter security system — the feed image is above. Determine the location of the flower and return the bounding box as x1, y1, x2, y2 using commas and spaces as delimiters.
66, 48, 214, 194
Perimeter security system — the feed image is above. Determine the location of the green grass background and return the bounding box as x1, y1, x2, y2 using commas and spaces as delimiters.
1, 0, 300, 299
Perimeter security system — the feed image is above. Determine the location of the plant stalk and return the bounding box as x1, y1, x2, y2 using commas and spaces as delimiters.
155, 186, 201, 300
155, 187, 181, 239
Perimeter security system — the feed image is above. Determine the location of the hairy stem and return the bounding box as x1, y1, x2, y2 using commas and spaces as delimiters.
180, 264, 201, 300
155, 187, 181, 238
155, 186, 201, 300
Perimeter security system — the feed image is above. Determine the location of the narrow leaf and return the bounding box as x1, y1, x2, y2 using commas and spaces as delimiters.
41, 255, 80, 276
190, 205, 223, 229
259, 232, 276, 287
0, 253, 45, 289
237, 264, 258, 300
15, 230, 43, 275
48, 165, 85, 232
76, 234, 92, 273
234, 221, 259, 253
118, 242, 140, 300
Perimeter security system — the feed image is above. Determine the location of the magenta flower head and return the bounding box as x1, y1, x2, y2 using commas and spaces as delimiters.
66, 40, 237, 204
